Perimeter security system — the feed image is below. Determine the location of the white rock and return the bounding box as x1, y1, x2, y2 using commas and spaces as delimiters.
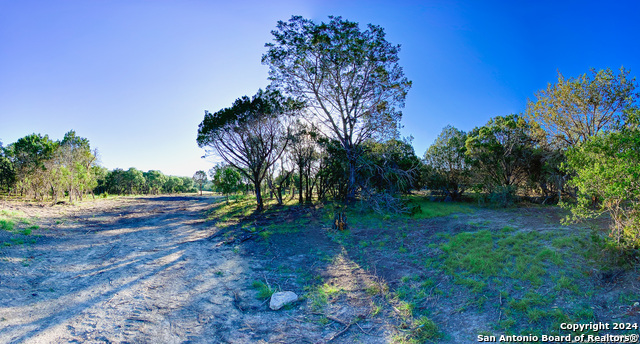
269, 291, 298, 310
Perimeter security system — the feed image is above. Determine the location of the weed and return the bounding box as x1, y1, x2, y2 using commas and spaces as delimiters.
258, 230, 273, 240
552, 236, 575, 249
406, 197, 474, 219
412, 316, 440, 341
251, 280, 274, 300
366, 282, 388, 296
0, 219, 15, 231
526, 308, 548, 323
454, 275, 486, 293
508, 291, 549, 311
554, 275, 578, 294
305, 285, 329, 311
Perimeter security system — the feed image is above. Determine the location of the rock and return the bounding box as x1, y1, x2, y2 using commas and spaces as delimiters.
269, 291, 298, 310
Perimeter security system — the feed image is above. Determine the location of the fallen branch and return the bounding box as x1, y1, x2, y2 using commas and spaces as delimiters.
327, 322, 351, 342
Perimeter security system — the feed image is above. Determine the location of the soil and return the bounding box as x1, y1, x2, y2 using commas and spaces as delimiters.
0, 196, 398, 343
1, 196, 639, 344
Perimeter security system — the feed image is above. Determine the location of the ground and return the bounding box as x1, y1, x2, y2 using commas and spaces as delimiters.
0, 195, 638, 343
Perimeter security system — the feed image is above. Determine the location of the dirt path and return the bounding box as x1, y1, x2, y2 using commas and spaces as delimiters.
0, 196, 276, 343
1, 196, 404, 344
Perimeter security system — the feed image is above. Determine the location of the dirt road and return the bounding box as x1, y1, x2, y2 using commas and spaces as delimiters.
1, 196, 323, 343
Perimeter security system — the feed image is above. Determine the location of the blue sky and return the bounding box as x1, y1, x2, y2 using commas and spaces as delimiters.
1, 0, 639, 176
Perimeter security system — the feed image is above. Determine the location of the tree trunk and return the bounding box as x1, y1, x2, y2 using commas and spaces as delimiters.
346, 158, 356, 202
255, 182, 264, 211
298, 165, 303, 204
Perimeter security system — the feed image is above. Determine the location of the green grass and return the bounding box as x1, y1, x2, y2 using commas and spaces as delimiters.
406, 196, 475, 219
0, 218, 15, 231
251, 280, 275, 300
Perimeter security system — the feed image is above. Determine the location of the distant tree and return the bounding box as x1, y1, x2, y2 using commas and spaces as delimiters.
263, 15, 412, 201
564, 108, 640, 248
192, 170, 207, 195
163, 176, 183, 194
0, 141, 16, 192
9, 133, 57, 199
179, 176, 195, 193
144, 170, 167, 195
465, 114, 542, 202
92, 166, 109, 195
209, 164, 242, 203
527, 67, 638, 148
197, 89, 299, 210
124, 168, 145, 194
289, 121, 319, 204
58, 130, 96, 202
424, 125, 469, 200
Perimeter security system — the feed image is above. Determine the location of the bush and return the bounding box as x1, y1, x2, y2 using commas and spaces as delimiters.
564, 111, 640, 250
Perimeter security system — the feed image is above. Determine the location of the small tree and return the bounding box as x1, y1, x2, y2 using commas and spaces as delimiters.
564, 108, 640, 249
209, 164, 242, 203
192, 170, 207, 196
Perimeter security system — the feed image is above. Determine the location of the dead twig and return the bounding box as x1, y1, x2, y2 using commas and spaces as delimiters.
98, 245, 116, 259
327, 322, 351, 342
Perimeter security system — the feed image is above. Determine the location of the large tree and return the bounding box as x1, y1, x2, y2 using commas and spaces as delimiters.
197, 89, 299, 211
526, 67, 638, 148
289, 120, 319, 204
263, 16, 411, 201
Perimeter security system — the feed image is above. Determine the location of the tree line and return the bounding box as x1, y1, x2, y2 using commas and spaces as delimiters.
0, 131, 197, 200
197, 15, 639, 249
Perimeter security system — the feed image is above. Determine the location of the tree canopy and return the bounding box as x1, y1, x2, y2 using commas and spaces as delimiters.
424, 125, 469, 200
564, 108, 640, 248
263, 15, 411, 200
527, 67, 638, 148
197, 89, 299, 210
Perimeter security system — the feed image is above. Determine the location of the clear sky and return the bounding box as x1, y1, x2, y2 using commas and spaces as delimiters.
1, 0, 639, 177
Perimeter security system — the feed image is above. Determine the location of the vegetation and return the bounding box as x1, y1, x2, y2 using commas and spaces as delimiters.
527, 67, 638, 148
423, 125, 469, 201
564, 108, 640, 250
209, 164, 242, 203
0, 132, 197, 200
192, 170, 207, 196
263, 15, 412, 202
197, 89, 300, 210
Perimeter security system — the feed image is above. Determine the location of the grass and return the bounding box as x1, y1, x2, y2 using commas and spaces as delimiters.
406, 196, 474, 219
1, 210, 38, 246
0, 218, 15, 231
251, 280, 275, 300
200, 193, 630, 342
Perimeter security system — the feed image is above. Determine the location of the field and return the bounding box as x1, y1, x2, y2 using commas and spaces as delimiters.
0, 195, 638, 343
